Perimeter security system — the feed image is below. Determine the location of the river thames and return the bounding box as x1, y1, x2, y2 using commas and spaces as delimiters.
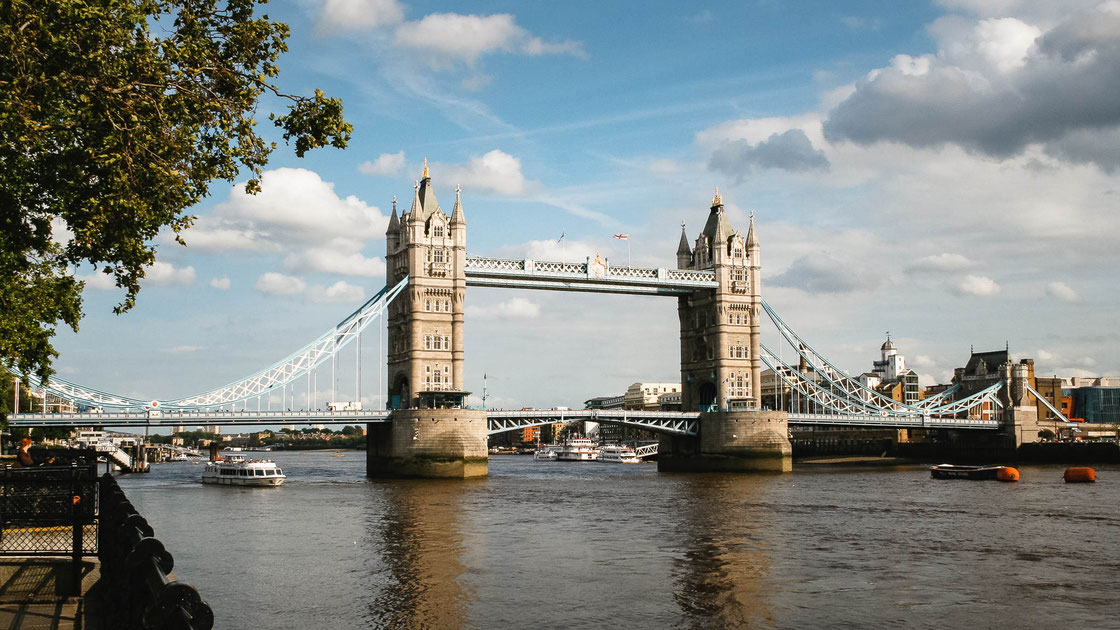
118, 452, 1120, 629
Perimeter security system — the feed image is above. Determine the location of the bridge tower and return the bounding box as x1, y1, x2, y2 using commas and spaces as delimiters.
675, 188, 761, 411
660, 190, 791, 472
368, 161, 487, 478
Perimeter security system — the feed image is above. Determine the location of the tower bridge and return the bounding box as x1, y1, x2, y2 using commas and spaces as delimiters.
10, 163, 1037, 477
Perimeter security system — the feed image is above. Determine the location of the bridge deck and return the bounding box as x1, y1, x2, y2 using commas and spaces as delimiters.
9, 409, 1000, 432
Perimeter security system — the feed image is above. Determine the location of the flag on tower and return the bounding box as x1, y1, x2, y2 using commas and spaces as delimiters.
613, 233, 629, 240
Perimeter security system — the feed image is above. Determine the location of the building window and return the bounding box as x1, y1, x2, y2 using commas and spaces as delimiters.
424, 300, 431, 312
433, 249, 445, 263
433, 224, 444, 237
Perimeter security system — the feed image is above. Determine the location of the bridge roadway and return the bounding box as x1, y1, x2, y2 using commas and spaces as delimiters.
9, 409, 999, 434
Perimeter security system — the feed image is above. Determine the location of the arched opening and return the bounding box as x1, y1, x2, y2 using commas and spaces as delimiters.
698, 381, 717, 412
390, 374, 410, 410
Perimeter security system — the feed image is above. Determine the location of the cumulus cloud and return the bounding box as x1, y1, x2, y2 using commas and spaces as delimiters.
949, 274, 1001, 296
823, 4, 1120, 171
80, 262, 195, 290
144, 261, 196, 286
708, 129, 829, 179
283, 241, 386, 277
255, 273, 307, 296
906, 253, 977, 273
466, 297, 541, 319
210, 277, 231, 290
358, 151, 407, 176
770, 253, 878, 293
1045, 281, 1081, 302
181, 168, 387, 279
316, 0, 404, 34
393, 13, 585, 68
306, 281, 366, 304
438, 150, 537, 196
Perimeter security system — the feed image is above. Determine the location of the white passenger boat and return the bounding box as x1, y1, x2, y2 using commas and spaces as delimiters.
556, 437, 599, 461
534, 445, 559, 460
598, 445, 641, 463
202, 454, 285, 487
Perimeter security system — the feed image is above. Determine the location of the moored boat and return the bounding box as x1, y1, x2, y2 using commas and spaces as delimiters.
202, 454, 286, 486
555, 437, 599, 461
930, 463, 1018, 481
599, 445, 641, 463
533, 445, 559, 460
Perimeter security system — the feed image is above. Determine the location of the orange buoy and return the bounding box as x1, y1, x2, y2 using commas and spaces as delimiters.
996, 466, 1020, 482
1063, 467, 1096, 483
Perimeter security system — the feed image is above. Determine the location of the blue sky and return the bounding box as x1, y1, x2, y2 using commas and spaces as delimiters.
55, 0, 1120, 413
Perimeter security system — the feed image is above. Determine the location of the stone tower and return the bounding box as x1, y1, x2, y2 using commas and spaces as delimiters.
371, 161, 486, 479
384, 159, 468, 410
675, 188, 762, 411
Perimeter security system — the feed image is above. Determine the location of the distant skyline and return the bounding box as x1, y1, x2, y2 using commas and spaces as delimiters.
53, 0, 1120, 412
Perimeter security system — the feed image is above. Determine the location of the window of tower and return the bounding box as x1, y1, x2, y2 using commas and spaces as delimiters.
424, 300, 431, 312
433, 249, 445, 263
433, 224, 444, 237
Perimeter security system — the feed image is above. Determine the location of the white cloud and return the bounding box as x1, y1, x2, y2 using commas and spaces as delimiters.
393, 13, 585, 68
306, 281, 366, 304
495, 238, 601, 263
283, 241, 386, 277
824, 4, 1120, 171
210, 277, 231, 290
178, 168, 387, 279
358, 151, 406, 176
255, 272, 307, 296
78, 269, 117, 291
906, 253, 977, 273
438, 150, 537, 196
1045, 281, 1081, 302
144, 261, 196, 286
950, 274, 1001, 296
466, 297, 541, 319
316, 0, 404, 34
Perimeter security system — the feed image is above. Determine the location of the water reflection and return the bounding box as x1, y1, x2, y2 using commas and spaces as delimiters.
672, 475, 777, 629
364, 480, 479, 629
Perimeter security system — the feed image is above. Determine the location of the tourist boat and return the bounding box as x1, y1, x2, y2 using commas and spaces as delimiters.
929, 464, 1018, 481
556, 437, 599, 461
533, 445, 559, 460
599, 445, 641, 463
202, 454, 286, 486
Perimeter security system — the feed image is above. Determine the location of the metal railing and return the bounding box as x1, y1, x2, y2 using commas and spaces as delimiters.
99, 474, 213, 630
0, 453, 99, 595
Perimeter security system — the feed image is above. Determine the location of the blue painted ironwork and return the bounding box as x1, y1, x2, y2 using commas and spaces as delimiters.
464, 256, 717, 296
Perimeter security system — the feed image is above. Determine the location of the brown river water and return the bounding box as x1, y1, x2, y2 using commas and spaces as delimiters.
118, 452, 1120, 629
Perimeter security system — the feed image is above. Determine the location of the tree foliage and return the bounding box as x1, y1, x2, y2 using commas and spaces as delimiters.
0, 0, 351, 382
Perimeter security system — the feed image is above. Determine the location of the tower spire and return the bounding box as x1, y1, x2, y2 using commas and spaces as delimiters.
450, 184, 465, 224
712, 186, 722, 208
422, 157, 430, 180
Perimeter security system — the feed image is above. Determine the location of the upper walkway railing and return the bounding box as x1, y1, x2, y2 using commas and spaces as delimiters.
464, 256, 717, 296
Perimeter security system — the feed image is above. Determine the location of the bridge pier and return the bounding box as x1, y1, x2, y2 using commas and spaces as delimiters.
366, 409, 489, 478
657, 410, 792, 473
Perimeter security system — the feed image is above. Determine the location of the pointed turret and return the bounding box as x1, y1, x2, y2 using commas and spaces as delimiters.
408, 180, 421, 220
417, 157, 441, 218
702, 186, 734, 244
676, 221, 692, 268
746, 211, 759, 250
450, 185, 465, 225
387, 196, 399, 234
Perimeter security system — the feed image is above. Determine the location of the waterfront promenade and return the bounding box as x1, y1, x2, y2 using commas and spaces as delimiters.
0, 558, 99, 629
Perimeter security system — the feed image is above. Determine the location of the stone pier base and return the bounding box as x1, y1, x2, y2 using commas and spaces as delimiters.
367, 409, 489, 478
658, 410, 792, 473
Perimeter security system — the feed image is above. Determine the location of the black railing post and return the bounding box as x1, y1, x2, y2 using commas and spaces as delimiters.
71, 463, 82, 597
